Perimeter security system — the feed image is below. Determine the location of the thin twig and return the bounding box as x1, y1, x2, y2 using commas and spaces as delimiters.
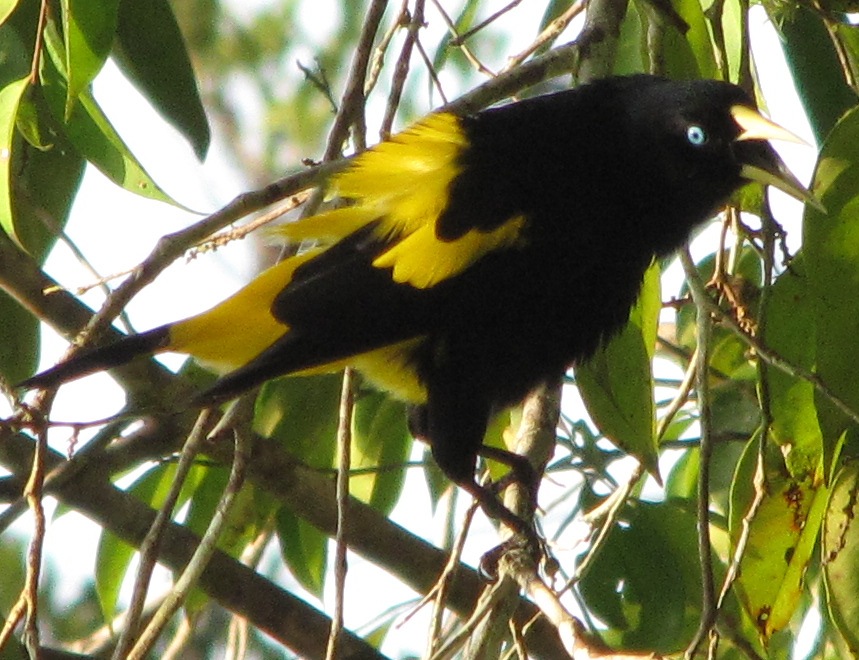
503, 0, 586, 72
127, 400, 253, 659
450, 0, 524, 45
424, 501, 478, 658
111, 408, 216, 659
680, 248, 718, 659
381, 0, 426, 137
28, 0, 48, 84
366, 1, 410, 98
325, 369, 355, 660
0, 417, 49, 655
429, 0, 496, 77
322, 0, 388, 160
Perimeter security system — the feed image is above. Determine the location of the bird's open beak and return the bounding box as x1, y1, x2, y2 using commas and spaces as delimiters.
730, 104, 824, 212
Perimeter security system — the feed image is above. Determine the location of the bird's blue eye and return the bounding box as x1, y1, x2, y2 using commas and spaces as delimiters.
686, 125, 708, 146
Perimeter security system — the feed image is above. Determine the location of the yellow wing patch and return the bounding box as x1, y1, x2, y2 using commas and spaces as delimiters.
168, 250, 320, 372
372, 215, 527, 288
274, 111, 527, 291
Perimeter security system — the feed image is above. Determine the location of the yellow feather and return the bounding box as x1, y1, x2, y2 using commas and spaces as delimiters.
271, 111, 526, 294
168, 250, 320, 372
351, 338, 427, 403
275, 206, 380, 244
372, 215, 527, 288
336, 113, 466, 235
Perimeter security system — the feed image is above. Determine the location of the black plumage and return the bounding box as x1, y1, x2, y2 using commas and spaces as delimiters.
20, 75, 813, 544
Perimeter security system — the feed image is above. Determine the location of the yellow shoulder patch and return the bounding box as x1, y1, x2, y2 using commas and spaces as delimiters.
271, 111, 527, 292
372, 215, 527, 288
336, 112, 468, 236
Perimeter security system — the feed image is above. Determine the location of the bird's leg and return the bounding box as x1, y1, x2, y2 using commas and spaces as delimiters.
478, 444, 539, 515
410, 395, 544, 576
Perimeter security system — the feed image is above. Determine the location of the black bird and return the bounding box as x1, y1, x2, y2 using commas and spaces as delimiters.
20, 74, 815, 541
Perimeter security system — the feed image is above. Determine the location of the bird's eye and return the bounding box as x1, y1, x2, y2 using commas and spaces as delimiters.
686, 125, 708, 146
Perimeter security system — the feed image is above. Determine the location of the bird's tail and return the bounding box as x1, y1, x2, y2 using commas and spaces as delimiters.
16, 326, 171, 391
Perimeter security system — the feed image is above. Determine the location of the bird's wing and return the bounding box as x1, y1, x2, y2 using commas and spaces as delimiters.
192, 112, 533, 402
277, 112, 528, 290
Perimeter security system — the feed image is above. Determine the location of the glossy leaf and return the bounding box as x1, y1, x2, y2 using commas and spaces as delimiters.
276, 505, 328, 597
254, 373, 342, 469
184, 466, 275, 561
763, 256, 824, 480
823, 459, 859, 655
60, 0, 120, 117
578, 501, 701, 652
0, 292, 37, 384
777, 6, 858, 144
576, 262, 659, 478
94, 530, 136, 626
350, 391, 411, 515
0, 76, 28, 239
661, 0, 718, 81
10, 90, 86, 261
0, 0, 20, 26
40, 23, 179, 207
257, 374, 342, 596
803, 105, 859, 473
114, 0, 210, 159
95, 462, 206, 620
613, 2, 645, 76
729, 438, 828, 638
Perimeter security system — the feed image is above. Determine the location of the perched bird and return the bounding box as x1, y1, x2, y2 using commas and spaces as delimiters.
20, 74, 815, 543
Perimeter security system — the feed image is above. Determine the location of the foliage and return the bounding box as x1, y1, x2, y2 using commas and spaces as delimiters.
1, 0, 859, 657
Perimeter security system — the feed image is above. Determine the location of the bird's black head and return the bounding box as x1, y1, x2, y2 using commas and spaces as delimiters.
613, 75, 814, 252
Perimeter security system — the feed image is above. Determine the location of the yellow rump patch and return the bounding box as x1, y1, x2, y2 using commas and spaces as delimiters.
351, 337, 427, 403
168, 250, 320, 372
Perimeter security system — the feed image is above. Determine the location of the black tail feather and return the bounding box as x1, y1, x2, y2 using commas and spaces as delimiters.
16, 326, 172, 390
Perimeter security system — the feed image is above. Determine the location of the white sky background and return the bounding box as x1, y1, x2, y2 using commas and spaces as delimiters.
2, 2, 823, 657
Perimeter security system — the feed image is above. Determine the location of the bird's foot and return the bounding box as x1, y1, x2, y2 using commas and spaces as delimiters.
463, 479, 551, 580
479, 523, 547, 580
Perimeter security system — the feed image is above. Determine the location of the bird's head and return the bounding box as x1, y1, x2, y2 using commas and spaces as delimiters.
625, 77, 820, 237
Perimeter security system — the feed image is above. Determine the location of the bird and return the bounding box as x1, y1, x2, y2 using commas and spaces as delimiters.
19, 74, 816, 548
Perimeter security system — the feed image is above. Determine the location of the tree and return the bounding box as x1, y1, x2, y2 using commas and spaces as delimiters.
1, 0, 859, 658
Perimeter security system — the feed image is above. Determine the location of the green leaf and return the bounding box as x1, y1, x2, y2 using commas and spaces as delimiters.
763, 256, 824, 480
576, 262, 659, 479
823, 459, 859, 656
113, 0, 210, 159
777, 6, 858, 144
613, 2, 645, 76
803, 105, 859, 473
60, 0, 120, 118
0, 76, 28, 239
40, 22, 181, 207
662, 0, 718, 81
350, 391, 411, 515
184, 466, 275, 561
729, 438, 829, 638
578, 501, 701, 652
0, 291, 37, 384
0, 0, 20, 26
10, 90, 86, 261
275, 505, 328, 597
94, 462, 206, 620
430, 0, 481, 76
94, 529, 136, 624
254, 373, 343, 469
